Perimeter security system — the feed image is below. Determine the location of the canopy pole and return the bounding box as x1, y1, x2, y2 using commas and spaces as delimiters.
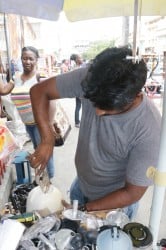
3, 13, 12, 80
132, 0, 138, 60
132, 1, 166, 247
149, 75, 166, 249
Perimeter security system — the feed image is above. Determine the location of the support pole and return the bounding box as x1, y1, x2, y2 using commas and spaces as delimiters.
132, 0, 138, 59
3, 13, 12, 80
149, 76, 166, 249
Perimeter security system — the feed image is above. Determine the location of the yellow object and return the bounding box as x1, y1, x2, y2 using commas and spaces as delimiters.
64, 0, 166, 22
0, 122, 19, 160
146, 166, 166, 186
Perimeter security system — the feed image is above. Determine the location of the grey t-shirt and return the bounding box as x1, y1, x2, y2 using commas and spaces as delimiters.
56, 67, 161, 200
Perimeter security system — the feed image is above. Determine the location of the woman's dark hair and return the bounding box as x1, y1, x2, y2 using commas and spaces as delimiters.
81, 46, 147, 111
70, 54, 78, 62
21, 46, 39, 58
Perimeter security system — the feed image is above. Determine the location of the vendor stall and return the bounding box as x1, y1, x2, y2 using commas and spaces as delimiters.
0, 1, 166, 249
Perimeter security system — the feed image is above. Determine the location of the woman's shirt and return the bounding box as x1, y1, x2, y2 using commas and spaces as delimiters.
11, 73, 38, 125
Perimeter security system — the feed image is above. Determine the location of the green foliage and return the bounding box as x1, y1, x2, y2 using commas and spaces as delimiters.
82, 39, 115, 61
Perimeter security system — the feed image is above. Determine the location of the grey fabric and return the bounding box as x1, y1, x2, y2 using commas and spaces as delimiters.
56, 67, 161, 200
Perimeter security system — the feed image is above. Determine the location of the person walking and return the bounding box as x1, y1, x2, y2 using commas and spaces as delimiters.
60, 59, 70, 74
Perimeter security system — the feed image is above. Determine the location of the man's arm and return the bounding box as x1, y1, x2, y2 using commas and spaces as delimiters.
63, 182, 148, 212
85, 182, 147, 212
29, 76, 60, 174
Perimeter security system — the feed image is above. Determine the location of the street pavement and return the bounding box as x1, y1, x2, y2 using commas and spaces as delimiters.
24, 97, 166, 243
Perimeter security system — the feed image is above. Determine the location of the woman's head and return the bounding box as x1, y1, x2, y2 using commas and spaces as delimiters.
70, 53, 83, 66
21, 46, 39, 73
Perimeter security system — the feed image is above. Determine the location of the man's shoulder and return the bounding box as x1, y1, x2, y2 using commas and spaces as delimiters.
57, 65, 89, 81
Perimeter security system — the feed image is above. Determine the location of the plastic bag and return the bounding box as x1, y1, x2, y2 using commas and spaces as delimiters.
1, 94, 22, 121
5, 120, 30, 148
0, 122, 20, 162
21, 215, 61, 240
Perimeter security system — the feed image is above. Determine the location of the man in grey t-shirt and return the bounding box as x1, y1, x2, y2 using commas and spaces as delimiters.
29, 47, 161, 218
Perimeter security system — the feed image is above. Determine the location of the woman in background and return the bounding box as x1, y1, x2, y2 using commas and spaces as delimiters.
11, 46, 55, 179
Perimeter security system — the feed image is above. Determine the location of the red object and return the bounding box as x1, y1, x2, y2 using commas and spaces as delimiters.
0, 158, 8, 185
0, 160, 4, 178
2, 159, 6, 172
0, 161, 3, 184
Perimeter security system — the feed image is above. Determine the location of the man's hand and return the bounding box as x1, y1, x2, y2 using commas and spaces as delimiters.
28, 142, 54, 175
61, 200, 72, 209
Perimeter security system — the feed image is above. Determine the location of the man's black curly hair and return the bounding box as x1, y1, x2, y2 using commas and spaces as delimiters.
81, 46, 147, 111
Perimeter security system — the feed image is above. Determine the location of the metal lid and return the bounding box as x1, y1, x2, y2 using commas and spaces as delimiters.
105, 209, 129, 228
123, 222, 153, 248
97, 226, 133, 250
